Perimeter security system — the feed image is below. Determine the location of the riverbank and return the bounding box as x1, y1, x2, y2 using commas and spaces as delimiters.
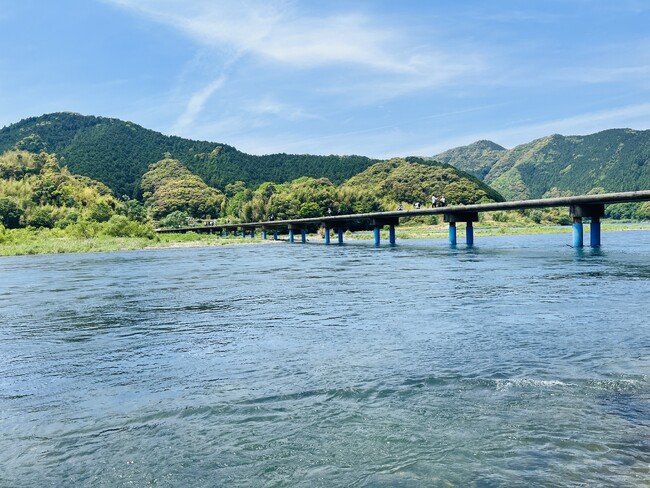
1, 222, 649, 256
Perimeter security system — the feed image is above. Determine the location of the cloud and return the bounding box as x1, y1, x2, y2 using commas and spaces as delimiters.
558, 65, 650, 84
104, 0, 489, 140
173, 75, 226, 132
105, 0, 482, 81
244, 97, 315, 121
410, 103, 650, 156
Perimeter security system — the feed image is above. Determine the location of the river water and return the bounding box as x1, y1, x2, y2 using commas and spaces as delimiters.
1, 232, 649, 487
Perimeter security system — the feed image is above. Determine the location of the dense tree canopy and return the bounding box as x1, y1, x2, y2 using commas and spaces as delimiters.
0, 113, 380, 197
140, 158, 225, 219
342, 158, 503, 207
0, 150, 152, 237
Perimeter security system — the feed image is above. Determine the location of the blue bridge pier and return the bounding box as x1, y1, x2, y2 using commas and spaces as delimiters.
288, 225, 307, 243
444, 212, 479, 246
371, 218, 399, 247
570, 204, 604, 248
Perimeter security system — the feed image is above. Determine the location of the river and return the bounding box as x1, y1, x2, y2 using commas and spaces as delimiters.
1, 231, 649, 487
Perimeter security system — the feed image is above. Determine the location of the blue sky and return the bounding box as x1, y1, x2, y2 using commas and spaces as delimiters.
1, 0, 650, 158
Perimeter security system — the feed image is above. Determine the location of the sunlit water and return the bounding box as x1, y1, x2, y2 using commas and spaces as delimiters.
1, 232, 649, 487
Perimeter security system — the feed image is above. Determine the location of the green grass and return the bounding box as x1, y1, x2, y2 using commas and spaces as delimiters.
0, 230, 264, 256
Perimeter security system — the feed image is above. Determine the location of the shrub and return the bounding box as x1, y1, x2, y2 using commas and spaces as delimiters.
65, 219, 101, 239
26, 208, 54, 229
159, 210, 190, 228
88, 200, 113, 222
102, 215, 155, 238
529, 209, 543, 224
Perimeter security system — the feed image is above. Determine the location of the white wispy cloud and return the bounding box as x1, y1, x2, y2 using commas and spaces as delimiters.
172, 75, 226, 133
244, 97, 315, 121
105, 0, 482, 81
104, 0, 488, 140
410, 103, 650, 156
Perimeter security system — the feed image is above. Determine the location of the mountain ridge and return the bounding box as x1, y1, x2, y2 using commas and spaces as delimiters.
2, 113, 649, 202
0, 112, 380, 198
433, 128, 650, 199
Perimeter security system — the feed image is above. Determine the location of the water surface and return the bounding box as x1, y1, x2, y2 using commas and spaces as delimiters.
1, 232, 649, 486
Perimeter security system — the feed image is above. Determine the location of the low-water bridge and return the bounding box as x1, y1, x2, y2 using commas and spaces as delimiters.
156, 190, 650, 248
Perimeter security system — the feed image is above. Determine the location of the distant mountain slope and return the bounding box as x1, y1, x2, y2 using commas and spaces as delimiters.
0, 113, 379, 197
433, 129, 650, 199
434, 140, 506, 180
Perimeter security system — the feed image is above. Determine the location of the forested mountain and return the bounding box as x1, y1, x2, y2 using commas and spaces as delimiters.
432, 129, 650, 199
6, 113, 648, 208
0, 113, 379, 197
341, 157, 503, 206
433, 140, 506, 181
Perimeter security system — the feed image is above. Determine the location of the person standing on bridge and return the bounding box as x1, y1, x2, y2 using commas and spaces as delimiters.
431, 195, 437, 207
440, 196, 446, 207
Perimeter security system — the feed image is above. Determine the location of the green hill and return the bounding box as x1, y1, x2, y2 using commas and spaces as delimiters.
342, 157, 503, 206
0, 112, 379, 198
432, 129, 650, 199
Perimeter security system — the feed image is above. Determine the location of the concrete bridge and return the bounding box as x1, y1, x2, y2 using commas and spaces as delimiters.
156, 190, 650, 248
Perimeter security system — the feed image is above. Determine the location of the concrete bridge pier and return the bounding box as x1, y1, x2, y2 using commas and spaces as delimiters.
301, 229, 307, 243
337, 228, 344, 244
572, 218, 584, 248
444, 212, 479, 246
324, 227, 331, 245
466, 221, 474, 246
262, 229, 267, 240
570, 204, 604, 247
591, 217, 601, 247
289, 229, 295, 243
448, 222, 457, 246
373, 227, 381, 247
372, 217, 399, 247
274, 230, 279, 240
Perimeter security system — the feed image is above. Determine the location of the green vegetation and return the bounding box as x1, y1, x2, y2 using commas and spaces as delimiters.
0, 148, 506, 254
0, 112, 379, 197
1, 112, 648, 257
0, 150, 155, 247
433, 129, 650, 200
342, 157, 503, 206
140, 157, 225, 219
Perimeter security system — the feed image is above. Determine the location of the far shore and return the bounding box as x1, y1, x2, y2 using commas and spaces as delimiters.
1, 222, 649, 257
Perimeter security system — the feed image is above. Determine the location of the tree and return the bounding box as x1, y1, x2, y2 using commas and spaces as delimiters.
0, 198, 23, 228
26, 208, 54, 228
159, 210, 190, 228
299, 202, 321, 218
88, 200, 114, 222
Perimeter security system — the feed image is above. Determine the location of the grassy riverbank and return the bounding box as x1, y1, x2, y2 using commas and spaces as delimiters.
0, 229, 261, 256
1, 222, 649, 256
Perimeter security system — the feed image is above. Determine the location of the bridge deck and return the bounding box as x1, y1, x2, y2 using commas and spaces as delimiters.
156, 190, 650, 234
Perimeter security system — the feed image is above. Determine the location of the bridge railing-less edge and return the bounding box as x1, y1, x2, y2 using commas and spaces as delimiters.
155, 190, 650, 249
